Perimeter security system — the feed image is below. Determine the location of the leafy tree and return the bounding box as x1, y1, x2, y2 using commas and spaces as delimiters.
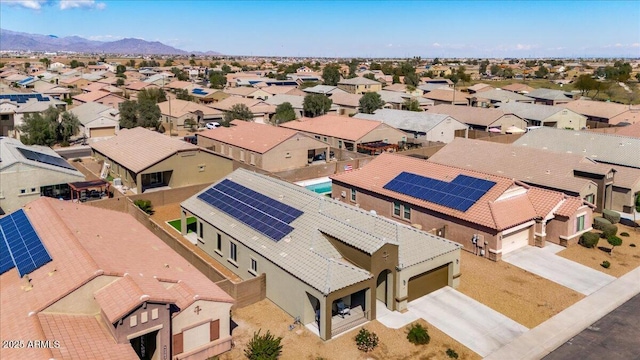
18, 107, 60, 146
303, 94, 332, 117
636, 73, 640, 82
163, 58, 174, 67
127, 59, 136, 67
403, 71, 419, 87
363, 73, 376, 81
116, 78, 125, 86
535, 65, 549, 78
0, 62, 4, 68
189, 58, 196, 66
479, 60, 489, 74
170, 67, 189, 81
432, 58, 441, 65
137, 99, 162, 129
139, 60, 149, 68
223, 103, 254, 124
40, 57, 51, 69
381, 62, 394, 75
88, 61, 97, 66
221, 64, 232, 74
299, 81, 318, 89
116, 64, 127, 75
456, 66, 471, 84
58, 111, 80, 145
490, 64, 501, 76
322, 65, 341, 86
359, 92, 384, 114
392, 74, 401, 84
24, 62, 31, 70
607, 235, 622, 255
138, 88, 167, 104
209, 71, 227, 89
574, 74, 597, 96
175, 88, 193, 101
404, 98, 422, 112
119, 100, 139, 129
244, 330, 282, 360
273, 102, 296, 124
370, 62, 382, 71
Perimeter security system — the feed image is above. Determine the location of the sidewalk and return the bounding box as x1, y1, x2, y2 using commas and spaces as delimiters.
484, 266, 640, 360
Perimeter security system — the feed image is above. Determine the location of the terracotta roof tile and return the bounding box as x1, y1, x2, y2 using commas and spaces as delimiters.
555, 196, 590, 218
198, 120, 311, 153
280, 114, 388, 142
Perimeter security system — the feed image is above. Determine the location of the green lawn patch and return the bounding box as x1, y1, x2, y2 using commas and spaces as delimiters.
168, 217, 196, 233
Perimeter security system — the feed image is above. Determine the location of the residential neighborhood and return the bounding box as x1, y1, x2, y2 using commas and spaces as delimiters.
1, 1, 639, 360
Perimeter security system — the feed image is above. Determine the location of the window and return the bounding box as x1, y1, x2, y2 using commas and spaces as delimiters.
220, 144, 225, 154
240, 150, 245, 162
323, 137, 328, 142
585, 194, 595, 204
230, 242, 237, 262
403, 204, 411, 220
228, 146, 233, 157
393, 201, 401, 216
250, 258, 258, 274
350, 188, 356, 202
20, 189, 26, 194
576, 215, 585, 232
338, 140, 343, 149
216, 233, 222, 251
130, 315, 137, 327
250, 154, 256, 166
285, 152, 291, 158
30, 188, 36, 193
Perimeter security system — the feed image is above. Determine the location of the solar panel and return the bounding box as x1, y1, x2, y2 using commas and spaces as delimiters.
197, 180, 303, 241
17, 147, 77, 171
0, 209, 52, 277
383, 172, 496, 212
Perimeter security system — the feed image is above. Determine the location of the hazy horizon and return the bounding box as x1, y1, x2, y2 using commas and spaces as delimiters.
1, 0, 638, 58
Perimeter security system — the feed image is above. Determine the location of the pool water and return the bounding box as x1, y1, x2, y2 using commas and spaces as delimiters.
305, 181, 332, 194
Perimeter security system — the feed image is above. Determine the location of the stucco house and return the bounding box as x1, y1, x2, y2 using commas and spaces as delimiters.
337, 77, 383, 94
558, 99, 640, 125
157, 99, 224, 130
280, 114, 408, 153
197, 120, 330, 172
0, 137, 85, 215
68, 102, 120, 138
72, 90, 127, 109
331, 153, 594, 259
181, 169, 461, 340
426, 104, 527, 133
90, 127, 233, 194
0, 198, 234, 360
495, 101, 587, 129
354, 109, 468, 143
524, 88, 575, 105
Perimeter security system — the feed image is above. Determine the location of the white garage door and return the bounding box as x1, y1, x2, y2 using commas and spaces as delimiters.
501, 227, 530, 255
89, 126, 116, 138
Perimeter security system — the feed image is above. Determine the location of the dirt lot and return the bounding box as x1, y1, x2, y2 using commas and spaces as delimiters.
219, 299, 480, 360
457, 251, 584, 328
557, 223, 640, 278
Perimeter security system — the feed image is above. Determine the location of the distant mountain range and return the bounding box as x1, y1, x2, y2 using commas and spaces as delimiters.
0, 29, 221, 55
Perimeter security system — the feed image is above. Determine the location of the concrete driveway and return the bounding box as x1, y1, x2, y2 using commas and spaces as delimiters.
503, 246, 615, 295
407, 287, 528, 357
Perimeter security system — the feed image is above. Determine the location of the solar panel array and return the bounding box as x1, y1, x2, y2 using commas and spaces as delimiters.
17, 147, 77, 171
192, 88, 208, 95
0, 93, 51, 104
383, 172, 496, 212
198, 179, 303, 241
0, 209, 52, 277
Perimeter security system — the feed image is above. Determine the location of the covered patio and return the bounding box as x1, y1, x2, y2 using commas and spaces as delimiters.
357, 141, 399, 155
68, 179, 110, 202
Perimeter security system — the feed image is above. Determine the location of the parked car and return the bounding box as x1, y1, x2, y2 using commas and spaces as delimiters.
183, 135, 197, 145
205, 122, 221, 129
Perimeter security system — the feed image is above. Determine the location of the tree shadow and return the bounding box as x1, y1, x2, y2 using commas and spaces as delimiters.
597, 246, 612, 254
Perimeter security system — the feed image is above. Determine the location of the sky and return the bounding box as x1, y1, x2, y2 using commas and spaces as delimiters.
1, 0, 639, 58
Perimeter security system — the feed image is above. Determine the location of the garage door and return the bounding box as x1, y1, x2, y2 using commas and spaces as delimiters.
407, 264, 449, 302
90, 127, 115, 138
502, 227, 530, 255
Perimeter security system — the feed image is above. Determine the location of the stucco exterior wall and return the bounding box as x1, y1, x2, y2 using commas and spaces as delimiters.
490, 114, 528, 133
110, 302, 171, 360
43, 275, 119, 315
172, 300, 233, 357
424, 118, 468, 144
545, 110, 587, 130
358, 123, 407, 145
0, 162, 85, 214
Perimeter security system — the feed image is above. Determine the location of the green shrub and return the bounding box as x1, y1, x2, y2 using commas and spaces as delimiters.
601, 260, 611, 268
133, 199, 154, 215
446, 348, 459, 359
406, 323, 430, 345
579, 232, 600, 248
620, 232, 630, 237
602, 209, 620, 224
355, 328, 379, 352
593, 217, 611, 230
601, 224, 618, 238
607, 235, 623, 254
244, 330, 283, 360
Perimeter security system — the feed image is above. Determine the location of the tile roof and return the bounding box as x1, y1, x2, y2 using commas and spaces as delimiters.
338, 77, 380, 85
525, 88, 573, 101
73, 90, 123, 103
303, 85, 347, 95
81, 81, 108, 92
423, 89, 469, 103
467, 83, 493, 92
474, 89, 534, 102
501, 83, 535, 94
157, 98, 222, 118
181, 169, 460, 295
280, 114, 387, 142
513, 127, 640, 169
0, 198, 232, 360
426, 104, 513, 127
0, 137, 85, 178
90, 127, 197, 173
377, 90, 433, 105
354, 108, 465, 134
224, 87, 262, 97
329, 92, 362, 107
495, 101, 581, 122
555, 196, 589, 218
331, 153, 572, 231
606, 121, 640, 138
198, 120, 312, 153
264, 94, 305, 109
261, 85, 301, 96
125, 81, 155, 91
211, 96, 274, 113
428, 138, 605, 194
68, 102, 119, 126
558, 99, 632, 121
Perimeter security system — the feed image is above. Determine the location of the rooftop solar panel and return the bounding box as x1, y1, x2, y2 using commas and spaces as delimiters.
197, 180, 302, 241
0, 209, 52, 277
17, 147, 77, 171
383, 172, 496, 212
